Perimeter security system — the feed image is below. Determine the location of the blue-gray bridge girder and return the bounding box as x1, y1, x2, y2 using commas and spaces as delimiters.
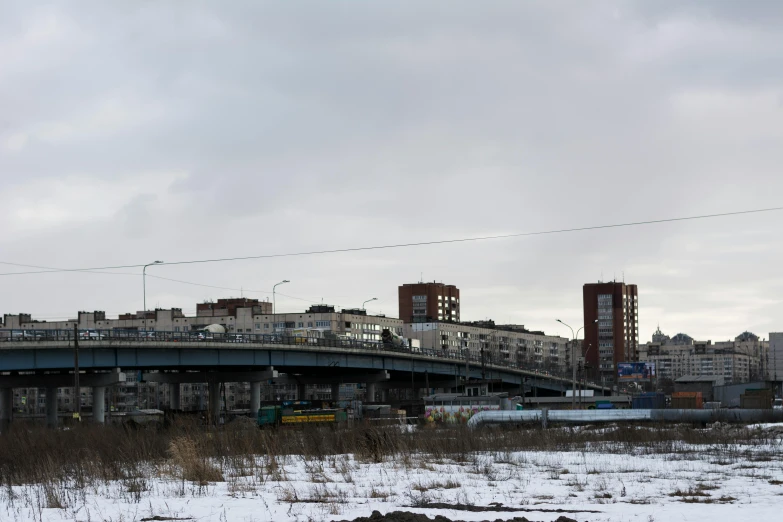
0, 340, 608, 394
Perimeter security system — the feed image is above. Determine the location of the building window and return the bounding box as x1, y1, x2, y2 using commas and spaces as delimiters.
255, 323, 261, 329
315, 321, 330, 328
307, 322, 313, 327
297, 322, 304, 328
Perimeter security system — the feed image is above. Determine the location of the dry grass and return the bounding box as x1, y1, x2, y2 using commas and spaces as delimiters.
0, 416, 779, 499
168, 436, 224, 484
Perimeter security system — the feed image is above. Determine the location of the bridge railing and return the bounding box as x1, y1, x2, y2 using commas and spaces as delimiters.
0, 328, 605, 388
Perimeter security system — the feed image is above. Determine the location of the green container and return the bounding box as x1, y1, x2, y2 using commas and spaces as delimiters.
258, 406, 279, 426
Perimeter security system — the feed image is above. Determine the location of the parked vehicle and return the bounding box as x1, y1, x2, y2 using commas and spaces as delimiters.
79, 329, 104, 340
773, 398, 783, 411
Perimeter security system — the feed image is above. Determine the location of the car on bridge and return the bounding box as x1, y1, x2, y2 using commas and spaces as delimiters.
79, 329, 105, 340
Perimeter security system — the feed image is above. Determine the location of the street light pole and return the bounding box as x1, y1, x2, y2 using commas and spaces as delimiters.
362, 297, 377, 310
273, 280, 290, 315
143, 261, 164, 312
557, 319, 583, 410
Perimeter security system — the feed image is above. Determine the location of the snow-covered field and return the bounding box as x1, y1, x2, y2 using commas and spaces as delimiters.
2, 426, 783, 522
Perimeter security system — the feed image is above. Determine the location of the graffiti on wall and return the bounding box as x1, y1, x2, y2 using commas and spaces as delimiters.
425, 404, 500, 423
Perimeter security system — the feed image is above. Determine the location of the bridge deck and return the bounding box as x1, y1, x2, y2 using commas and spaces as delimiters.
0, 335, 610, 393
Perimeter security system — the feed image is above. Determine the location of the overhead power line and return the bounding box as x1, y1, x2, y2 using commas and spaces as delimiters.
1, 206, 781, 276
0, 262, 323, 303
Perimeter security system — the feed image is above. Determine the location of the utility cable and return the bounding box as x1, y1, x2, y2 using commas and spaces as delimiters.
1, 206, 781, 276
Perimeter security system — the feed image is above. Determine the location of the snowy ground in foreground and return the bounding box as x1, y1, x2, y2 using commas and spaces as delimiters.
2, 435, 783, 522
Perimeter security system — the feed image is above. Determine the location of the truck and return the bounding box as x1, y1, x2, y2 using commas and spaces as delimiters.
381, 329, 420, 352
290, 328, 323, 345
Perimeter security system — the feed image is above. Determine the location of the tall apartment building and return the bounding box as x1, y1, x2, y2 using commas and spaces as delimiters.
398, 282, 460, 323
713, 332, 770, 382
637, 328, 766, 385
583, 281, 639, 378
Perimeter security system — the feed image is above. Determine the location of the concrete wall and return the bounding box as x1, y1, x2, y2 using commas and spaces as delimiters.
714, 381, 774, 408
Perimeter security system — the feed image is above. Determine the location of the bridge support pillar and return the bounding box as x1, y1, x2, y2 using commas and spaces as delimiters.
250, 381, 261, 415
379, 389, 388, 403
46, 387, 58, 428
365, 382, 376, 402
92, 386, 106, 424
331, 383, 340, 402
169, 383, 181, 410
0, 388, 12, 432
297, 383, 307, 401
208, 382, 221, 425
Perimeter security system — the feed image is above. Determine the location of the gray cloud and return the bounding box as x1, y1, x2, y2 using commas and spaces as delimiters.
1, 1, 782, 342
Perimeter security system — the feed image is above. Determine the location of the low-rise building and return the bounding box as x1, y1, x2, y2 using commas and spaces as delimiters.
403, 320, 569, 372
2, 297, 273, 334
771, 332, 783, 394
3, 302, 400, 413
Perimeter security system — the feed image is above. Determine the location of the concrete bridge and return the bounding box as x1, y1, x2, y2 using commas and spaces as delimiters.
0, 331, 610, 428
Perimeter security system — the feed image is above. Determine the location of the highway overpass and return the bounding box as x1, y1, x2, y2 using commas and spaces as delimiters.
0, 330, 610, 428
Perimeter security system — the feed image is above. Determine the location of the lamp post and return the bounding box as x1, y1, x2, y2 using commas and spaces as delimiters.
143, 261, 164, 312
557, 319, 585, 410
580, 343, 593, 409
273, 280, 290, 315
362, 298, 377, 310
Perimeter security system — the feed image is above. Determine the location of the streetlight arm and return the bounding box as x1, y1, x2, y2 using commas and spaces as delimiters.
142, 260, 164, 312
272, 280, 290, 315
556, 319, 575, 340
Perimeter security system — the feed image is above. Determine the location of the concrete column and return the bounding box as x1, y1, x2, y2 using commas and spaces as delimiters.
379, 389, 388, 403
92, 386, 106, 424
297, 383, 307, 401
169, 383, 181, 410
331, 383, 340, 402
208, 382, 221, 425
365, 382, 376, 403
46, 387, 58, 428
250, 381, 261, 414
0, 388, 12, 432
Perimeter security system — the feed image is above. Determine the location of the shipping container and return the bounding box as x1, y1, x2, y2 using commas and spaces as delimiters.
671, 395, 703, 409
740, 389, 773, 409
672, 391, 703, 399
632, 393, 666, 409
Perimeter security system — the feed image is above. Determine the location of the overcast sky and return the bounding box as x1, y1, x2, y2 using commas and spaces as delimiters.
1, 1, 782, 343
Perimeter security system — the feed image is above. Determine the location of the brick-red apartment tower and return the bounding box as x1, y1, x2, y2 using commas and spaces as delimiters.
398, 282, 460, 323
583, 281, 639, 380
